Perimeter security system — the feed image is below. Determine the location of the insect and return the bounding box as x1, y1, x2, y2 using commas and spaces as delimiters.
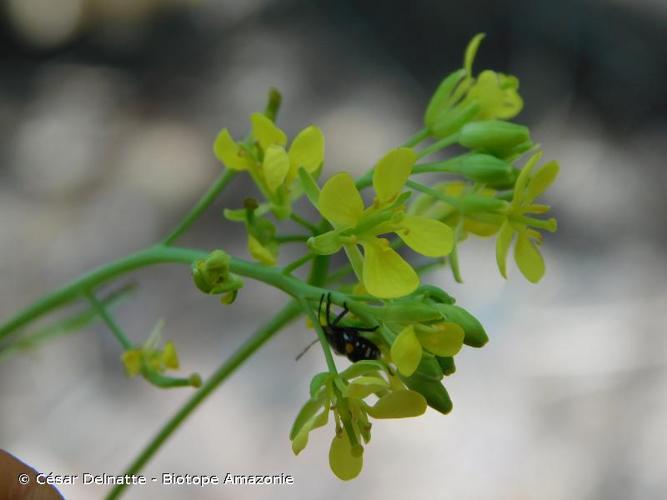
296, 293, 380, 362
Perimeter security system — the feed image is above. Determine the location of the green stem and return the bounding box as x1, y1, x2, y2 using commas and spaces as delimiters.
282, 253, 315, 275
298, 296, 338, 375
416, 133, 459, 160
290, 213, 319, 234
274, 234, 310, 243
401, 128, 429, 148
405, 179, 463, 211
105, 300, 301, 500
162, 170, 237, 246
343, 244, 364, 283
0, 245, 335, 346
84, 290, 133, 350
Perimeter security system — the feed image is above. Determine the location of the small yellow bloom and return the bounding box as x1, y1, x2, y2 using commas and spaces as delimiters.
213, 113, 325, 217
496, 152, 559, 283
312, 148, 454, 298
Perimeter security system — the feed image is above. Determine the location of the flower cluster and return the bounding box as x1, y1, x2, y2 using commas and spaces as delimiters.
198, 33, 561, 481
290, 360, 427, 480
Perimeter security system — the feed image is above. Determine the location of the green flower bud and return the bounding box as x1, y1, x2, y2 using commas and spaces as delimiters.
457, 195, 508, 213
437, 356, 456, 376
431, 101, 480, 138
192, 250, 244, 295
424, 68, 467, 127
459, 120, 531, 157
436, 303, 489, 347
307, 231, 344, 255
400, 373, 453, 415
453, 154, 515, 184
412, 355, 444, 381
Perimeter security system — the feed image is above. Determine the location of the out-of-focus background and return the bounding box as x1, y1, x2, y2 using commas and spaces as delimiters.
1, 1, 666, 499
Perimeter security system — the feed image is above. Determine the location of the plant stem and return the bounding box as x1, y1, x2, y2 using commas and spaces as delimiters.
282, 253, 315, 275
416, 133, 459, 160
298, 296, 338, 376
290, 213, 319, 234
401, 128, 429, 148
162, 170, 237, 246
84, 290, 133, 350
274, 234, 310, 243
105, 300, 301, 500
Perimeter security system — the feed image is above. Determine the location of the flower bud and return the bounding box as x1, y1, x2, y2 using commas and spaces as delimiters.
424, 68, 467, 127
435, 303, 488, 347
307, 231, 344, 255
457, 195, 508, 213
192, 250, 244, 295
459, 120, 531, 157
430, 101, 480, 138
437, 356, 456, 376
400, 373, 453, 415
454, 154, 515, 184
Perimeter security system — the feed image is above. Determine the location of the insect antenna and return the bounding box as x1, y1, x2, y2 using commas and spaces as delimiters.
295, 338, 320, 361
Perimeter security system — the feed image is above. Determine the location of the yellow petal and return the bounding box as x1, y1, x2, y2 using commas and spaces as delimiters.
263, 145, 290, 192
319, 172, 364, 227
344, 375, 390, 399
372, 148, 416, 203
526, 160, 559, 203
213, 129, 253, 170
365, 390, 427, 419
495, 219, 514, 279
161, 341, 179, 370
251, 112, 287, 149
415, 323, 464, 357
329, 433, 363, 481
361, 239, 419, 298
514, 231, 545, 283
247, 235, 277, 266
397, 215, 454, 257
289, 125, 324, 174
512, 151, 543, 208
390, 325, 422, 377
121, 350, 142, 377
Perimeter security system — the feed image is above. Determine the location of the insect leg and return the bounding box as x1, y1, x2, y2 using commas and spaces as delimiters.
333, 302, 350, 326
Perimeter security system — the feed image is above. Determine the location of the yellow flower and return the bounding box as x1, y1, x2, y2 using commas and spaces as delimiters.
496, 152, 559, 283
390, 322, 464, 377
213, 113, 324, 217
290, 364, 427, 480
425, 33, 524, 138
311, 148, 454, 298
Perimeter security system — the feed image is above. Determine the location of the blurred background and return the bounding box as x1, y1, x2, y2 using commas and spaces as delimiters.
1, 0, 666, 499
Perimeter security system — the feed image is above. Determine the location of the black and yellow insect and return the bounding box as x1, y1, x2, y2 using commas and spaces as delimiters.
297, 293, 380, 362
